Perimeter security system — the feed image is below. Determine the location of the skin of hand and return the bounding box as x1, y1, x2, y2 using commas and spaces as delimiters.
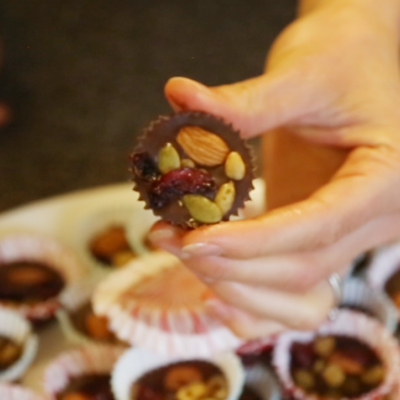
149, 1, 400, 339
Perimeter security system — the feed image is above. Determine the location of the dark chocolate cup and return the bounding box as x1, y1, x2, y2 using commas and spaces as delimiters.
130, 111, 255, 229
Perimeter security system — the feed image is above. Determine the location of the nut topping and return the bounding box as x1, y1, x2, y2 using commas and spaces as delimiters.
158, 143, 181, 174
177, 126, 230, 167
225, 151, 246, 180
215, 182, 235, 216
183, 195, 223, 224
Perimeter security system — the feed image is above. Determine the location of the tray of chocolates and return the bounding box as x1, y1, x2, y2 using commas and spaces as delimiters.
1, 111, 400, 400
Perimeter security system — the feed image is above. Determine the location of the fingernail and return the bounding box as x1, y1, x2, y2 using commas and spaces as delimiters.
205, 299, 231, 320
147, 229, 174, 243
181, 243, 223, 258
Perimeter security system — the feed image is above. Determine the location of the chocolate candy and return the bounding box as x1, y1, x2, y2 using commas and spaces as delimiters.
130, 112, 254, 229
0, 261, 65, 303
0, 336, 22, 371
70, 302, 119, 343
290, 335, 385, 399
131, 360, 227, 400
56, 373, 114, 400
89, 225, 136, 267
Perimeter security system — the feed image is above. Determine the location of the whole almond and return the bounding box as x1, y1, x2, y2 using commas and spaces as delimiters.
183, 194, 222, 223
225, 151, 246, 180
215, 181, 235, 215
177, 126, 230, 167
158, 143, 181, 173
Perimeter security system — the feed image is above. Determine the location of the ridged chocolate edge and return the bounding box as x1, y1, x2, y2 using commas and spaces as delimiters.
130, 111, 256, 229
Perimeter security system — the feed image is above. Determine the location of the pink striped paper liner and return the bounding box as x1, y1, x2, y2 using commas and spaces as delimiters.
0, 384, 44, 400
236, 335, 277, 356
43, 344, 124, 399
0, 234, 86, 321
273, 310, 400, 400
93, 251, 243, 357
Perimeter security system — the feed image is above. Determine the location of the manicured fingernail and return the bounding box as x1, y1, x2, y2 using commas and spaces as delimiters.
181, 243, 223, 258
205, 299, 231, 320
147, 229, 174, 243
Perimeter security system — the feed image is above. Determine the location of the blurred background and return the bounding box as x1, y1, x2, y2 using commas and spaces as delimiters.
0, 0, 295, 213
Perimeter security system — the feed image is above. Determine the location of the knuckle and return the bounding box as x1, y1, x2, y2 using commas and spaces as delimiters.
291, 308, 327, 331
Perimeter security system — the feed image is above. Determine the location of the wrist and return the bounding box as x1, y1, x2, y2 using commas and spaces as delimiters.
298, 0, 400, 40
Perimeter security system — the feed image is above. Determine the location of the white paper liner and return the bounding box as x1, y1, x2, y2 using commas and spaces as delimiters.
93, 251, 243, 357
273, 310, 400, 400
0, 308, 38, 382
71, 204, 158, 273
340, 277, 398, 333
0, 234, 86, 320
43, 344, 124, 398
0, 384, 44, 400
112, 347, 244, 400
245, 364, 281, 400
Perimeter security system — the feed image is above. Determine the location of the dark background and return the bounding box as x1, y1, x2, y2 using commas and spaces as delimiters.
0, 0, 295, 213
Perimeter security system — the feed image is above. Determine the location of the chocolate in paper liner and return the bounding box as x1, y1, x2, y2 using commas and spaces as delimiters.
130, 111, 255, 228
272, 310, 400, 400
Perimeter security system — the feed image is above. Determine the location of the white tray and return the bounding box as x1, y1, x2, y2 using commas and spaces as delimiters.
0, 180, 265, 395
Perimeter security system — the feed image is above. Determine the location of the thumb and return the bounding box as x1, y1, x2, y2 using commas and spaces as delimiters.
164, 73, 320, 138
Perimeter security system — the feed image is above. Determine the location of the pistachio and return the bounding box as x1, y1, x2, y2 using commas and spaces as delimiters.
361, 365, 385, 386
314, 336, 335, 357
183, 195, 222, 224
181, 158, 196, 168
293, 369, 314, 390
322, 363, 345, 388
215, 182, 235, 215
225, 151, 245, 180
177, 383, 207, 400
158, 143, 181, 173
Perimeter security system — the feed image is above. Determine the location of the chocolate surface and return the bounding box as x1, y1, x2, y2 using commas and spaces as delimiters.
89, 225, 135, 267
131, 360, 226, 400
290, 335, 384, 399
0, 261, 65, 303
130, 111, 254, 229
70, 302, 120, 343
57, 373, 114, 400
385, 269, 400, 309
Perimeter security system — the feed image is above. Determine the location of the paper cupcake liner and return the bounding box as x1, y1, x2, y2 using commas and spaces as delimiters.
112, 347, 244, 400
273, 310, 400, 400
244, 364, 281, 400
340, 277, 398, 333
0, 384, 44, 400
237, 336, 277, 356
0, 308, 38, 382
93, 250, 243, 357
0, 234, 86, 320
44, 344, 124, 398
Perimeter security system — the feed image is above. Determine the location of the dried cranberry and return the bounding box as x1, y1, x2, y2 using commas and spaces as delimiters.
130, 152, 160, 182
291, 342, 316, 368
148, 168, 216, 209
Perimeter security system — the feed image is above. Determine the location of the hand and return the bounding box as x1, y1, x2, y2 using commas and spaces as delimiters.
150, 1, 400, 339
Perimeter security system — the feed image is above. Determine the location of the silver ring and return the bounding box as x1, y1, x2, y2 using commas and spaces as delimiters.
328, 273, 343, 320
